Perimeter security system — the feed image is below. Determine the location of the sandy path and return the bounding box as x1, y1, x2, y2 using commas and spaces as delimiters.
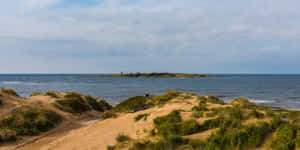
23, 98, 197, 150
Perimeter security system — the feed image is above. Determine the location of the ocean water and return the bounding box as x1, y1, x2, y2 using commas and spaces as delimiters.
0, 74, 300, 108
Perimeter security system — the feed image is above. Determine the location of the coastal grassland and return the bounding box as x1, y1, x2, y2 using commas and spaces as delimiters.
0, 108, 62, 142
113, 96, 149, 112
0, 88, 20, 97
53, 91, 112, 114
108, 93, 300, 150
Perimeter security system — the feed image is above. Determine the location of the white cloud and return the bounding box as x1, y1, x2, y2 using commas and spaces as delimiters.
0, 0, 300, 73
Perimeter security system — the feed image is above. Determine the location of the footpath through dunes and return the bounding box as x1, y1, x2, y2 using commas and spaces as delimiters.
0, 89, 112, 150
3, 89, 300, 150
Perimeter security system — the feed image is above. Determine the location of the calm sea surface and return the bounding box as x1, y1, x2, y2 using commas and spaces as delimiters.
1, 74, 300, 108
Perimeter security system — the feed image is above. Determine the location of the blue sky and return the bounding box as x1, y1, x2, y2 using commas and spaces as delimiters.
0, 0, 300, 73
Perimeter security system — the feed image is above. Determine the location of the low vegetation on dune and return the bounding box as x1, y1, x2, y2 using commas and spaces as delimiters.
113, 96, 149, 112
53, 91, 112, 114
198, 95, 224, 105
0, 88, 20, 97
108, 92, 300, 150
0, 108, 62, 142
152, 90, 181, 105
44, 90, 59, 98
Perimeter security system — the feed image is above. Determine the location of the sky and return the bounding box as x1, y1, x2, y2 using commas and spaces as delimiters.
0, 0, 300, 74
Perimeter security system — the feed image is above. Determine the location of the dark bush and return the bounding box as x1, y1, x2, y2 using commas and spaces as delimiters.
135, 113, 149, 122
102, 111, 117, 119
44, 91, 59, 98
0, 129, 17, 142
152, 90, 180, 105
1, 88, 19, 97
85, 95, 112, 112
270, 124, 296, 150
113, 96, 148, 112
231, 97, 256, 107
116, 134, 131, 143
54, 91, 91, 114
0, 109, 62, 136
248, 109, 264, 119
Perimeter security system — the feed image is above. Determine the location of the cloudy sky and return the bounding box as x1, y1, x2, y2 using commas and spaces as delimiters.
0, 0, 300, 73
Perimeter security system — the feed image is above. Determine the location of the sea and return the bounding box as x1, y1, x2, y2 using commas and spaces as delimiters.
0, 74, 300, 108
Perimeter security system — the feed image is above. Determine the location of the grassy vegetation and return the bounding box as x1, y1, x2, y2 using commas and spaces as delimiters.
107, 134, 132, 150
135, 113, 149, 122
44, 91, 59, 98
85, 95, 112, 112
270, 124, 296, 150
30, 92, 43, 97
0, 108, 62, 137
152, 90, 180, 105
231, 97, 256, 107
113, 96, 149, 112
0, 129, 16, 142
198, 95, 224, 105
102, 111, 117, 119
0, 88, 19, 97
54, 91, 111, 114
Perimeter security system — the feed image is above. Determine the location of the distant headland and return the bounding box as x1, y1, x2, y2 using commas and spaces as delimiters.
86, 72, 221, 78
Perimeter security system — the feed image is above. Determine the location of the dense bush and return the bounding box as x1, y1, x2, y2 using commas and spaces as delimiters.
288, 111, 300, 120
116, 134, 131, 143
248, 109, 264, 119
44, 91, 59, 98
30, 92, 42, 97
198, 95, 224, 105
54, 91, 112, 114
113, 96, 148, 112
205, 122, 270, 150
270, 124, 296, 150
153, 110, 201, 137
192, 102, 208, 111
85, 95, 112, 112
0, 129, 16, 142
152, 90, 180, 105
54, 92, 91, 114
0, 109, 62, 136
1, 88, 19, 97
135, 113, 149, 122
102, 111, 117, 119
231, 97, 256, 107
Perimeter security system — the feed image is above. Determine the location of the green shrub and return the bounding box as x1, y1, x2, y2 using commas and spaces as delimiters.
152, 90, 180, 105
270, 124, 296, 150
288, 111, 300, 120
129, 135, 188, 150
153, 111, 200, 137
54, 91, 90, 114
248, 109, 264, 119
266, 108, 275, 117
0, 109, 62, 136
85, 95, 112, 112
205, 111, 217, 117
44, 91, 59, 98
116, 134, 131, 143
107, 145, 116, 150
102, 111, 117, 119
206, 95, 224, 105
192, 102, 208, 111
205, 122, 270, 150
135, 113, 149, 122
30, 92, 42, 97
154, 110, 182, 126
1, 88, 19, 97
231, 97, 256, 107
192, 111, 203, 118
114, 96, 148, 112
0, 129, 17, 142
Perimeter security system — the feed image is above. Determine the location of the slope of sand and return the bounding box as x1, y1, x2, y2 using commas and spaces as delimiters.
17, 96, 200, 150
